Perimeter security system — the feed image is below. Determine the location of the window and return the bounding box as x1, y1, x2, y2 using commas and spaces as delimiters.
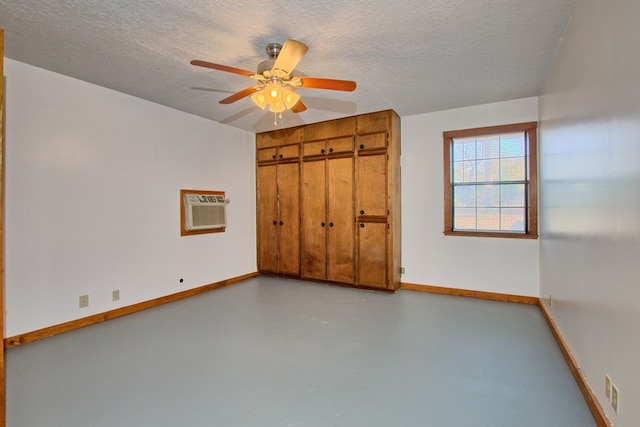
443, 122, 537, 238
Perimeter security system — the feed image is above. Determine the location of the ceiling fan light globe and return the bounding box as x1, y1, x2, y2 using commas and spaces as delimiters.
268, 85, 281, 99
269, 101, 286, 113
251, 92, 268, 110
282, 87, 300, 109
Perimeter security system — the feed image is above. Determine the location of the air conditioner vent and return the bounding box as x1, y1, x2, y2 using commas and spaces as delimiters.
184, 193, 228, 231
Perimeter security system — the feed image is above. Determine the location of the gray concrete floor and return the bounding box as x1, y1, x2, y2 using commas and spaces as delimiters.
6, 276, 595, 426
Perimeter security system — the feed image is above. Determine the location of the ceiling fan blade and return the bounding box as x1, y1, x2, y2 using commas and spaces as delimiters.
297, 77, 357, 92
291, 100, 307, 113
219, 86, 259, 104
272, 39, 308, 76
190, 60, 256, 77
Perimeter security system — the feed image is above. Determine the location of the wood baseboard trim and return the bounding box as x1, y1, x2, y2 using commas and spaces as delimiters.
4, 272, 259, 349
538, 302, 611, 427
400, 282, 538, 305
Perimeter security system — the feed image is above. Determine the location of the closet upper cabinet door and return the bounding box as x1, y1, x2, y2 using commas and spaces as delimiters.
356, 152, 388, 217
356, 132, 387, 152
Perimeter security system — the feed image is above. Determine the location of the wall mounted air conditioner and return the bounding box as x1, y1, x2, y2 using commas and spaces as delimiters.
183, 193, 229, 231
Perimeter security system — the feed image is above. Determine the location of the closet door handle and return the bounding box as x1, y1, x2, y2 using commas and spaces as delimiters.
329, 222, 334, 227
360, 210, 365, 215
329, 147, 334, 153
279, 221, 284, 226
359, 144, 365, 149
273, 221, 277, 225
279, 154, 283, 159
359, 223, 365, 228
272, 155, 276, 159
321, 149, 325, 154
321, 222, 326, 227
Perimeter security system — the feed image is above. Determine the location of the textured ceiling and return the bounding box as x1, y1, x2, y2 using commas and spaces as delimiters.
0, 0, 576, 133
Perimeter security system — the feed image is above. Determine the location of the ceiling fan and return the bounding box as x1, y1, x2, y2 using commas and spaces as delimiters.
190, 39, 356, 114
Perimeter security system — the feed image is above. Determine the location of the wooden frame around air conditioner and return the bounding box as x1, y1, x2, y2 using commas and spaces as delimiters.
180, 189, 226, 236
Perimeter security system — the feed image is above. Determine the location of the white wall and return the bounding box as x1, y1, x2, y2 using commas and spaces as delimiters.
401, 97, 540, 297
538, 0, 640, 424
4, 59, 257, 337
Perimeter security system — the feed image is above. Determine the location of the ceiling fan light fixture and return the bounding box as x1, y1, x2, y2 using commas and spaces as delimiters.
251, 91, 268, 110
282, 87, 300, 109
269, 100, 286, 113
251, 84, 300, 113
268, 84, 281, 99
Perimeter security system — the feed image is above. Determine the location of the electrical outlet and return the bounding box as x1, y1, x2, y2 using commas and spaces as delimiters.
611, 382, 620, 413
79, 294, 89, 308
605, 374, 612, 402
112, 290, 120, 301
400, 267, 405, 274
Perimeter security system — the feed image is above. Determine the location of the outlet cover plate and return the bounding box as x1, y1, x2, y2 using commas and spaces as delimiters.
79, 294, 89, 308
611, 382, 620, 413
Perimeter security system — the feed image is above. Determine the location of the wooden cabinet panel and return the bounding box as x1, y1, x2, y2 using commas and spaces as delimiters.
257, 165, 278, 273
256, 162, 300, 276
257, 147, 277, 163
258, 144, 299, 163
304, 116, 355, 141
356, 132, 387, 152
278, 162, 300, 276
256, 126, 303, 148
302, 136, 354, 158
278, 144, 300, 160
357, 221, 388, 289
356, 110, 391, 134
301, 160, 327, 280
328, 136, 354, 154
302, 140, 327, 158
302, 157, 355, 284
357, 153, 388, 217
327, 157, 355, 283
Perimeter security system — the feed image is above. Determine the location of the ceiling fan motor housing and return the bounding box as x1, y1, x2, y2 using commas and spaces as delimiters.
265, 42, 282, 60
258, 43, 282, 74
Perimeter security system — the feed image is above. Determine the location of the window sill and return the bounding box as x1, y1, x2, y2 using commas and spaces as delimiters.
443, 230, 538, 239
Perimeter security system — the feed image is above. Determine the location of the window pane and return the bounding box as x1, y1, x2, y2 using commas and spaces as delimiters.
477, 185, 499, 207
462, 141, 476, 160
476, 137, 499, 159
477, 208, 500, 230
501, 184, 525, 207
453, 142, 464, 162
501, 208, 525, 231
453, 161, 465, 183
500, 157, 525, 181
500, 133, 525, 157
454, 207, 476, 230
462, 161, 476, 182
454, 186, 476, 207
476, 158, 500, 182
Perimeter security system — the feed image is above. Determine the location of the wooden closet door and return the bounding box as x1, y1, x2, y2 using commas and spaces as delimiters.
357, 221, 388, 288
277, 162, 300, 276
301, 159, 327, 280
356, 153, 388, 217
256, 164, 278, 273
327, 157, 355, 283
